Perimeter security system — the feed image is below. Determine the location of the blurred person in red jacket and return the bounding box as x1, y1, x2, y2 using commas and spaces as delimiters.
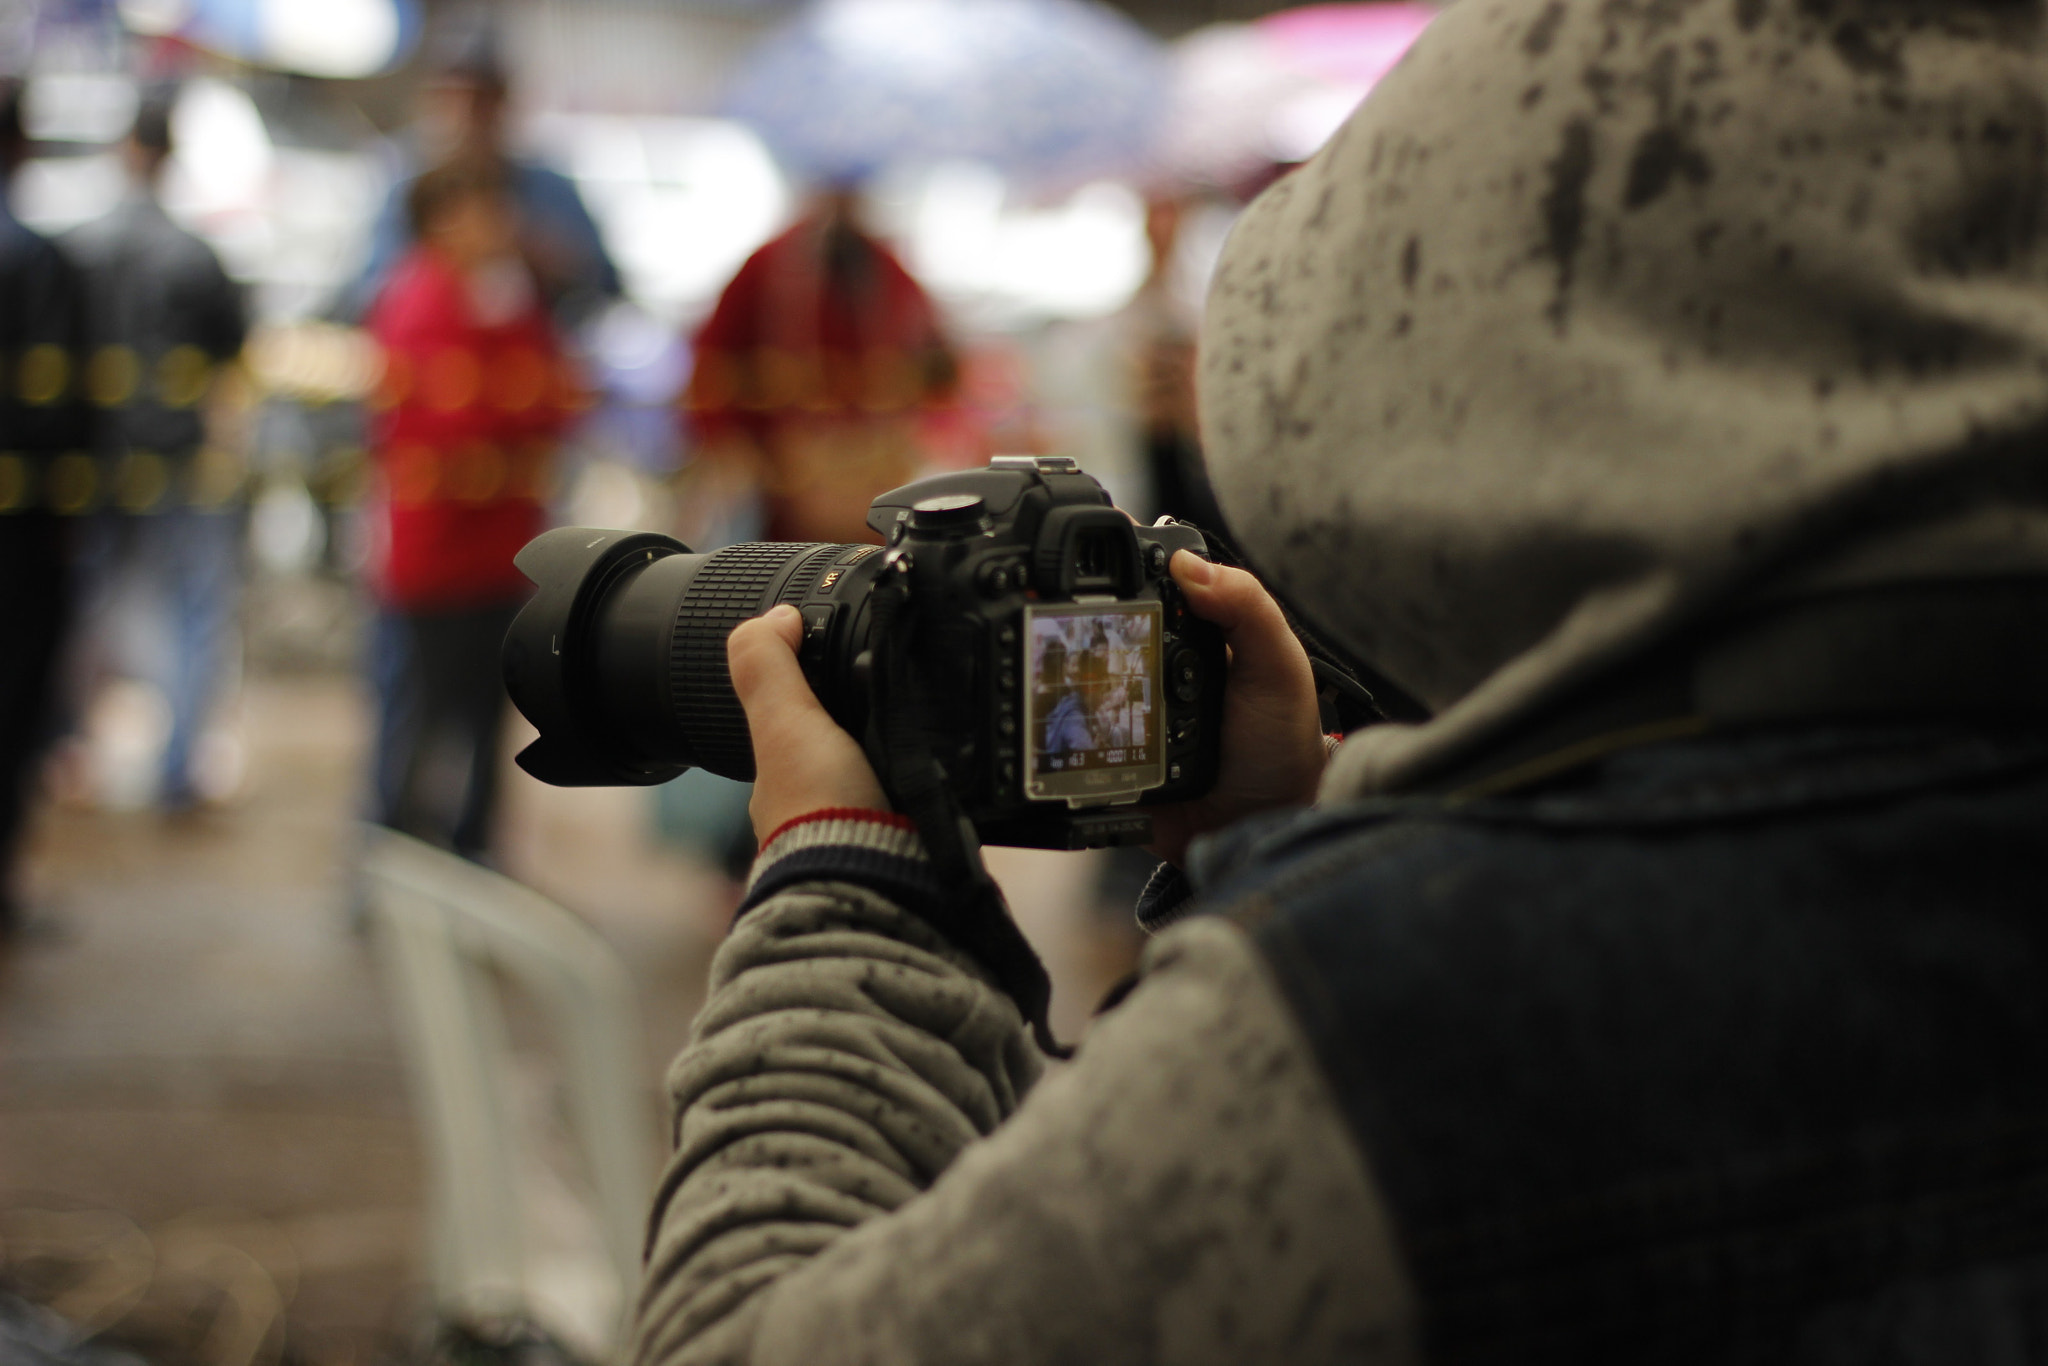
683, 187, 957, 545
364, 156, 572, 860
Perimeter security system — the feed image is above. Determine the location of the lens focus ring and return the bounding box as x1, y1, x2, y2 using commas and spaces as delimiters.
668, 542, 830, 778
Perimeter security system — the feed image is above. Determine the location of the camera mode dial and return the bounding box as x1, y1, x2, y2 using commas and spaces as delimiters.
910, 493, 987, 534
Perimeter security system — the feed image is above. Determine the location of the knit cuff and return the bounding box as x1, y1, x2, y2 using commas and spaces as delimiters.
738, 807, 947, 922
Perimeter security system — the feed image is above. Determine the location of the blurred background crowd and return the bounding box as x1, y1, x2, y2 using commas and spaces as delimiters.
0, 0, 1436, 1362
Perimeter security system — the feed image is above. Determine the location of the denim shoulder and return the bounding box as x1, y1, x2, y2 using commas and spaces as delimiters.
1175, 725, 2048, 1363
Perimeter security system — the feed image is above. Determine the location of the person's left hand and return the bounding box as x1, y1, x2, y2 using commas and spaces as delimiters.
1143, 552, 1326, 869
728, 604, 889, 842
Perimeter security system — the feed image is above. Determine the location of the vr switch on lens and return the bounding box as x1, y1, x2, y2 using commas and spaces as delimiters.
502, 456, 1227, 850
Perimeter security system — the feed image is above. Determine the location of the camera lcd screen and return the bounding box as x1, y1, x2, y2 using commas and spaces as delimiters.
1022, 602, 1166, 803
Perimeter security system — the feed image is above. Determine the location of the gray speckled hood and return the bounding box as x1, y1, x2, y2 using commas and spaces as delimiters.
1199, 0, 2048, 797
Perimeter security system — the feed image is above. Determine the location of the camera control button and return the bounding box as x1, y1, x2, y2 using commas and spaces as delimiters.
1146, 543, 1169, 576
1171, 649, 1202, 702
997, 624, 1017, 648
911, 493, 987, 532
799, 605, 834, 659
981, 563, 1011, 596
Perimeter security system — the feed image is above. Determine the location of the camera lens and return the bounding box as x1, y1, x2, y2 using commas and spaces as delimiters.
660, 542, 840, 775
503, 529, 870, 786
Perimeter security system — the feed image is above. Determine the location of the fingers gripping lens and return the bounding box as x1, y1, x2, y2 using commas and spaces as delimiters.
668, 543, 836, 779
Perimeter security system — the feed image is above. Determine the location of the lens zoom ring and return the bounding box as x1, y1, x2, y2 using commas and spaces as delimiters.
778, 546, 834, 606
669, 543, 827, 773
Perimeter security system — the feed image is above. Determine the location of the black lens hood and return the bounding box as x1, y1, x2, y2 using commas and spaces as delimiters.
502, 526, 692, 786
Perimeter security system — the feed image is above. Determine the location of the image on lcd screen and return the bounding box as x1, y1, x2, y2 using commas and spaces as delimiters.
1024, 604, 1163, 799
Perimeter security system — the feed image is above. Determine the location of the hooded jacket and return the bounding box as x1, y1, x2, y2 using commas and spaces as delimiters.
628, 4, 2048, 1363
1199, 0, 2048, 796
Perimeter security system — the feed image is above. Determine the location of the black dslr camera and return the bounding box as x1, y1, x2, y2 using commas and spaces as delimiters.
501, 455, 1226, 849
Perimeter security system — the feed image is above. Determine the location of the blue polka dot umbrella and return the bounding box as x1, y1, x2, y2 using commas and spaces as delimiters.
722, 0, 1168, 188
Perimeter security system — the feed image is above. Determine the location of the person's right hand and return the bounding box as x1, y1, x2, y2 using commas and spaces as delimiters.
1143, 552, 1326, 869
729, 605, 890, 844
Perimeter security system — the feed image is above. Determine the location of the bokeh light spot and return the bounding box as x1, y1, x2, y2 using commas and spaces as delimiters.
388, 445, 439, 506
20, 345, 71, 406
423, 348, 483, 412
88, 346, 140, 407
157, 347, 213, 408
115, 450, 169, 513
47, 452, 98, 514
490, 348, 549, 413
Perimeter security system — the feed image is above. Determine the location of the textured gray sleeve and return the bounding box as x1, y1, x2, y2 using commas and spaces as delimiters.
633, 887, 1417, 1366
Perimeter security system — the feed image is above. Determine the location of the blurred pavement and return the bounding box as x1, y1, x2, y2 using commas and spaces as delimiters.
1, 675, 422, 1365
1, 662, 1140, 1365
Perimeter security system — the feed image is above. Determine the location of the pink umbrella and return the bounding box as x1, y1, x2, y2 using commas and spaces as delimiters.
1156, 2, 1437, 191
1256, 2, 1437, 90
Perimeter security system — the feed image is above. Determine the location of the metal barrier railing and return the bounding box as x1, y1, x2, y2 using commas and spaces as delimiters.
358, 826, 655, 1362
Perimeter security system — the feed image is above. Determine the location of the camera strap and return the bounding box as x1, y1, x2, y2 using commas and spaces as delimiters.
866, 556, 1071, 1059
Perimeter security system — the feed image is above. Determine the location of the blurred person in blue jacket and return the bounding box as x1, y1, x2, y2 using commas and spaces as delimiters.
341, 23, 620, 329
0, 80, 91, 929
64, 89, 249, 811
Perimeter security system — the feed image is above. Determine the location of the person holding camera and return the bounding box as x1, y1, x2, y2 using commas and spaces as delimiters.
630, 1, 2048, 1360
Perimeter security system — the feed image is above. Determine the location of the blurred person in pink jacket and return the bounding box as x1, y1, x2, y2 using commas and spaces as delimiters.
363, 156, 574, 859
